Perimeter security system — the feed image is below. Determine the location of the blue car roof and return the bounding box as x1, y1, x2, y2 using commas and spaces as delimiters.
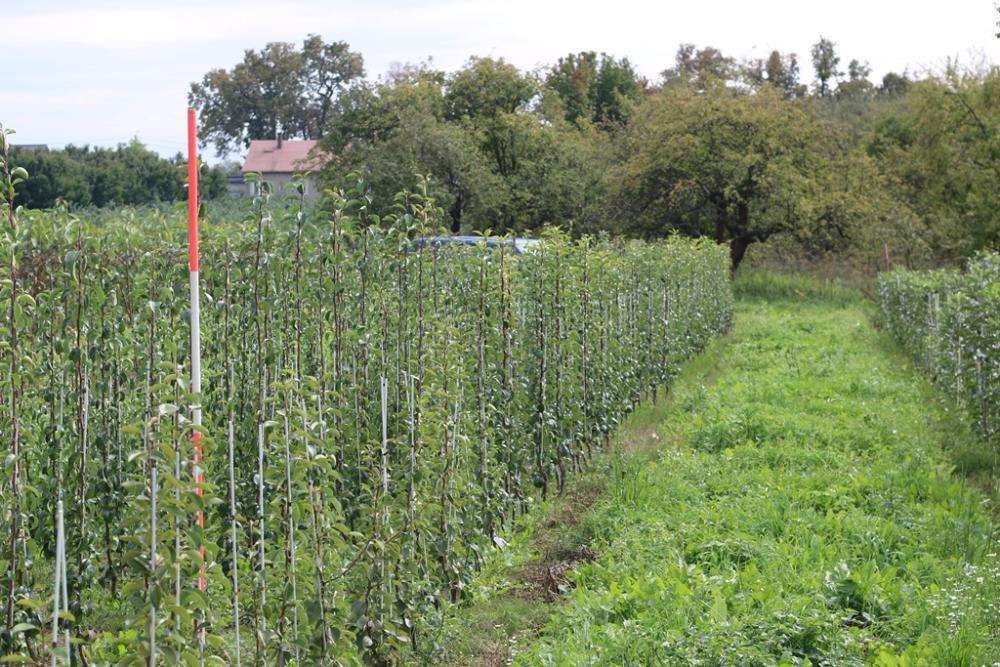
415, 236, 540, 253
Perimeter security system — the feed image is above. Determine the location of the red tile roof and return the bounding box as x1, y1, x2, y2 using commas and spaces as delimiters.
241, 139, 327, 174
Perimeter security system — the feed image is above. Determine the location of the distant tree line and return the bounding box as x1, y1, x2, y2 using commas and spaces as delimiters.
10, 140, 227, 209
195, 33, 1000, 268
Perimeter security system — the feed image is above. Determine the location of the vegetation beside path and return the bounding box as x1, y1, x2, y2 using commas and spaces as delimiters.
438, 276, 999, 665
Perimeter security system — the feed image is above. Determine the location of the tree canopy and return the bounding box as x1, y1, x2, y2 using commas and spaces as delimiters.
662, 44, 736, 89
868, 66, 1000, 258
609, 83, 825, 268
7, 30, 992, 274
745, 51, 806, 98
319, 57, 610, 234
545, 52, 644, 126
180, 35, 1000, 270
188, 35, 364, 156
811, 37, 842, 96
10, 141, 226, 209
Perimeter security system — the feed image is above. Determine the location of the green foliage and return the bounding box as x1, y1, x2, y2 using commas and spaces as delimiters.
733, 267, 863, 305
321, 57, 613, 234
878, 253, 1000, 448
661, 44, 736, 90
186, 37, 994, 270
879, 72, 911, 97
322, 64, 447, 154
545, 52, 643, 126
511, 298, 999, 664
811, 36, 842, 96
868, 66, 1000, 258
444, 57, 537, 121
745, 50, 807, 99
836, 59, 875, 101
9, 141, 226, 209
0, 169, 731, 662
188, 34, 365, 155
609, 84, 827, 268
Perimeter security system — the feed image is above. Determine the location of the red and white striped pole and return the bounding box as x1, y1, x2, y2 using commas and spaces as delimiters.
186, 108, 206, 593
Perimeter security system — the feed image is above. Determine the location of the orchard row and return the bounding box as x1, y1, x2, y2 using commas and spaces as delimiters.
879, 254, 1000, 448
1, 175, 732, 663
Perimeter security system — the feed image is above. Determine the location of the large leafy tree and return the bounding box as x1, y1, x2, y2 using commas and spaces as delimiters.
444, 57, 537, 121
323, 64, 447, 153
335, 107, 505, 233
323, 62, 501, 231
321, 57, 609, 232
445, 57, 610, 230
879, 72, 910, 97
545, 51, 643, 126
811, 37, 841, 96
188, 35, 364, 156
300, 36, 367, 136
444, 57, 539, 182
609, 83, 826, 269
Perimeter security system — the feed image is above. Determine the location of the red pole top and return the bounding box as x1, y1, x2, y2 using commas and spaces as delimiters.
187, 108, 200, 272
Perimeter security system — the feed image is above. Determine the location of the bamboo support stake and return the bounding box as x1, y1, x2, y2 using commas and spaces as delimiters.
50, 499, 65, 666
281, 390, 300, 661
223, 252, 241, 667
227, 417, 240, 666
380, 377, 390, 503
58, 499, 69, 661
145, 307, 158, 666
379, 375, 391, 629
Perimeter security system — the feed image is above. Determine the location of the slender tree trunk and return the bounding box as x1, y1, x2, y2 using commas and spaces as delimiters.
448, 190, 463, 234
715, 205, 727, 244
730, 235, 754, 273
730, 201, 754, 272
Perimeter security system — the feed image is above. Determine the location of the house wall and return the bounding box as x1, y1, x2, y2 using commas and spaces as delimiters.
227, 177, 251, 198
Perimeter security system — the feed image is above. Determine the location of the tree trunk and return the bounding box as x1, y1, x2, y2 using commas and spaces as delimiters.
715, 207, 727, 244
729, 201, 753, 273
730, 235, 753, 273
448, 192, 463, 234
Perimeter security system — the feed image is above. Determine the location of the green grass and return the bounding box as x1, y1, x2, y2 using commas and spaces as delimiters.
734, 266, 866, 305
420, 336, 736, 665
441, 288, 1000, 665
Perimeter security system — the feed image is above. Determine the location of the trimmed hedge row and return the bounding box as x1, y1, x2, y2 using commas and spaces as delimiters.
878, 253, 1000, 446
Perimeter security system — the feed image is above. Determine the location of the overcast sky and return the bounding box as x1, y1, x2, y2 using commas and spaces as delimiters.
4, 0, 997, 161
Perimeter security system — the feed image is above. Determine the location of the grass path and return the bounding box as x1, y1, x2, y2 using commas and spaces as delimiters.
441, 294, 999, 665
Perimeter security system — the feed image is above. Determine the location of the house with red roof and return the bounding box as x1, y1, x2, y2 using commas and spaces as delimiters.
239, 135, 328, 199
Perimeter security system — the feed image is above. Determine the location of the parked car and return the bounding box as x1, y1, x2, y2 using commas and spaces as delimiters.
414, 235, 540, 254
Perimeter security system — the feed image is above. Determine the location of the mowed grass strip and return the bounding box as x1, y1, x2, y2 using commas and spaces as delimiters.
425, 329, 737, 665
513, 297, 999, 665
